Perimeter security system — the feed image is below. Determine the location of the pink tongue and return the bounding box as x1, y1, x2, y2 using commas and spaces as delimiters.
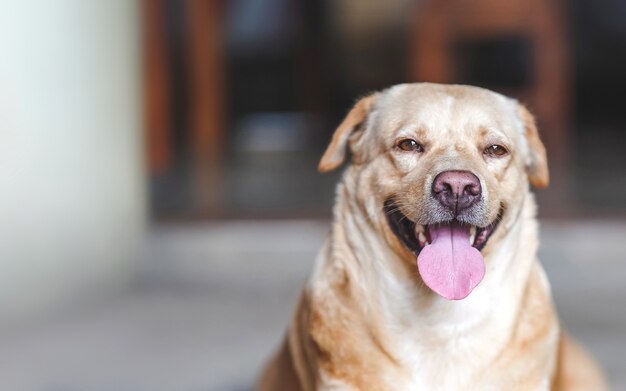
417, 223, 485, 300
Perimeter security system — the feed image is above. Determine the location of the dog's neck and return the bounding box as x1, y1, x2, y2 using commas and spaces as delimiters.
313, 177, 542, 353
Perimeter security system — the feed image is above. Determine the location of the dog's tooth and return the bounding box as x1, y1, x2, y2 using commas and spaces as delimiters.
469, 226, 476, 245
418, 231, 427, 244
415, 225, 424, 234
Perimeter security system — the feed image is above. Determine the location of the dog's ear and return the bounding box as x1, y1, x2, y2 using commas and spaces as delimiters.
517, 104, 549, 188
318, 93, 379, 173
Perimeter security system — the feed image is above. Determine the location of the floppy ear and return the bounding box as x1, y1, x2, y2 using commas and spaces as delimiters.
318, 93, 378, 173
517, 104, 549, 188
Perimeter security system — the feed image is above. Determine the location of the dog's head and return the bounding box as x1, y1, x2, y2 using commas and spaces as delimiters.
319, 83, 548, 300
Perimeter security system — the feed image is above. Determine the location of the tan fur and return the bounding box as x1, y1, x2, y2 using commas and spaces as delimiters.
552, 334, 609, 391
517, 104, 550, 188
258, 83, 607, 390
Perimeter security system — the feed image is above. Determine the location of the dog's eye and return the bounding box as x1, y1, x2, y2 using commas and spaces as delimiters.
396, 139, 424, 152
484, 144, 508, 157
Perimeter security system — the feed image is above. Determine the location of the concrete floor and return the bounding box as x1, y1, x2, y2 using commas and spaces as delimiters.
0, 220, 625, 390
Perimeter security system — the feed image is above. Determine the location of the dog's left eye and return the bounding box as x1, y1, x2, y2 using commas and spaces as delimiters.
396, 139, 424, 152
484, 144, 509, 157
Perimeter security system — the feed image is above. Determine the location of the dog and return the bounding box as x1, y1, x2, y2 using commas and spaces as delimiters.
258, 83, 607, 390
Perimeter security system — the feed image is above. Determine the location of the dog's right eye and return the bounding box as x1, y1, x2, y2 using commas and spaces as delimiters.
396, 139, 424, 152
484, 144, 509, 157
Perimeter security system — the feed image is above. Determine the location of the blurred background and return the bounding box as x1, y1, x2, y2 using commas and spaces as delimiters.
1, 0, 625, 389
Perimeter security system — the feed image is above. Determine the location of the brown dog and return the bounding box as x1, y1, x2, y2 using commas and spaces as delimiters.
258, 83, 607, 390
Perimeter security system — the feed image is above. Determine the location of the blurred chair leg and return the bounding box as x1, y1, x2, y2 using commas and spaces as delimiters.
143, 0, 172, 174
186, 0, 225, 216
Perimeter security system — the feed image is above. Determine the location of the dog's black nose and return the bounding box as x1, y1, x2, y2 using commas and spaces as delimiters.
432, 170, 481, 212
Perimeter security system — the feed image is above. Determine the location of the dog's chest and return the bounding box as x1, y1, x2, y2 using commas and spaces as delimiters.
375, 336, 494, 391
355, 303, 526, 390
371, 348, 548, 391
359, 319, 555, 391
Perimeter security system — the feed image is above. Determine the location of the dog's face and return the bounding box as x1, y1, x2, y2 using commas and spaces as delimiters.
319, 83, 548, 300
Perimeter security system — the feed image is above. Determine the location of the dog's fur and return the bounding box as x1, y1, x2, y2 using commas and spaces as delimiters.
258, 83, 607, 390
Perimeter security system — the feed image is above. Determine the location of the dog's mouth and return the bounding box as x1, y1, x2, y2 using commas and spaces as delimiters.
383, 199, 503, 300
383, 199, 501, 256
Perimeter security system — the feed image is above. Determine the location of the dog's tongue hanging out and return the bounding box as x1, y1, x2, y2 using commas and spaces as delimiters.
417, 223, 485, 300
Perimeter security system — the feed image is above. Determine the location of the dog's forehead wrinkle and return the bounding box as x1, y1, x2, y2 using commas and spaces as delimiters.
482, 126, 511, 142
378, 89, 513, 138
